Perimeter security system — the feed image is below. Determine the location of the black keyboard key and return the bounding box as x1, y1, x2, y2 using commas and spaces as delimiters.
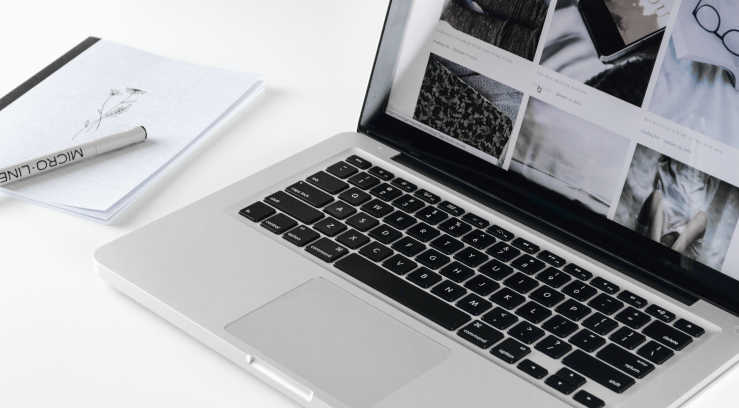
346, 212, 379, 232
588, 293, 624, 315
416, 249, 450, 270
543, 315, 579, 338
345, 155, 371, 169
439, 262, 475, 283
479, 260, 514, 280
414, 189, 441, 204
348, 172, 381, 190
462, 213, 490, 229
370, 183, 403, 202
545, 375, 579, 395
487, 224, 514, 241
454, 247, 489, 268
573, 390, 604, 408
392, 236, 426, 257
504, 272, 539, 294
456, 294, 492, 316
536, 335, 572, 359
313, 217, 347, 237
368, 166, 394, 181
674, 318, 704, 337
562, 280, 598, 302
361, 199, 394, 218
570, 329, 605, 352
239, 201, 275, 222
512, 237, 539, 254
324, 201, 357, 219
438, 201, 465, 216
407, 268, 443, 289
491, 338, 530, 364
537, 250, 566, 267
590, 277, 619, 295
530, 286, 565, 307
335, 254, 470, 330
307, 171, 348, 194
464, 275, 499, 296
462, 230, 496, 250
417, 206, 448, 225
556, 368, 586, 387
393, 194, 425, 213
306, 238, 348, 262
645, 305, 676, 323
563, 350, 635, 393
597, 344, 654, 379
582, 313, 618, 336
482, 307, 518, 330
490, 287, 526, 310
508, 321, 545, 344
385, 210, 417, 230
609, 327, 646, 350
518, 359, 549, 380
382, 254, 417, 276
637, 341, 674, 364
511, 254, 546, 275
265, 191, 324, 224
287, 181, 333, 207
369, 224, 402, 244
643, 321, 692, 350
486, 242, 520, 262
430, 235, 465, 255
335, 229, 370, 249
261, 213, 298, 234
326, 161, 358, 179
537, 267, 572, 288
438, 218, 472, 237
618, 290, 647, 308
516, 301, 552, 324
283, 225, 319, 247
557, 299, 592, 321
391, 177, 417, 192
458, 321, 503, 349
338, 187, 371, 206
564, 264, 593, 281
359, 241, 393, 262
615, 307, 651, 330
407, 222, 441, 242
431, 280, 467, 302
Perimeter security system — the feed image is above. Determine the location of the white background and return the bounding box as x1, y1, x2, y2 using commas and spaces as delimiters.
0, 1, 736, 406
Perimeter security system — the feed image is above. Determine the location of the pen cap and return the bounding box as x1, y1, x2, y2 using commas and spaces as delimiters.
92, 126, 148, 154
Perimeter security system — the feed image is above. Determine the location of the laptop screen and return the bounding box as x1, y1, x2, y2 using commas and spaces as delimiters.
384, 0, 739, 280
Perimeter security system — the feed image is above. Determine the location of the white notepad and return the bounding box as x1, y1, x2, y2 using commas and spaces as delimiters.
0, 39, 263, 222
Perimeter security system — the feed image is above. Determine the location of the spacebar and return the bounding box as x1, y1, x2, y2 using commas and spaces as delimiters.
335, 254, 471, 331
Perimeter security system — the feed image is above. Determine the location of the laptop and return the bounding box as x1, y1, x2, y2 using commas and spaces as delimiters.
95, 1, 739, 407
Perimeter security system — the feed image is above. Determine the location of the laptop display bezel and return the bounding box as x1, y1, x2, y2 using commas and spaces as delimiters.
357, 0, 739, 315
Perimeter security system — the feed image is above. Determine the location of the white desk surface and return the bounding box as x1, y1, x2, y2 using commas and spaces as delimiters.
0, 1, 735, 406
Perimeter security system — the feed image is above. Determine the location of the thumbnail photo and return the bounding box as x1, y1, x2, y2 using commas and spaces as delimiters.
511, 98, 631, 216
649, 0, 739, 149
414, 53, 523, 161
615, 145, 739, 270
440, 0, 551, 61
540, 0, 670, 106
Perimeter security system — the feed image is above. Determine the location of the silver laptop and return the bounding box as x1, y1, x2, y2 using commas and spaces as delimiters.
95, 1, 739, 407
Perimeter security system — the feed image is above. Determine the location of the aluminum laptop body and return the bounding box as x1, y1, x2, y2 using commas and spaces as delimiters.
96, 1, 739, 407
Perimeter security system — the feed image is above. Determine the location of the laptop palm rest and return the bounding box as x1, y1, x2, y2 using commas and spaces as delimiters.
225, 278, 449, 408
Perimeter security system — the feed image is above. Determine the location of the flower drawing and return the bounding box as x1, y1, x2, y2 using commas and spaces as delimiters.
73, 87, 148, 139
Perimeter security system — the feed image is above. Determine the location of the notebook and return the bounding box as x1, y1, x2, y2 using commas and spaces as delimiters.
0, 37, 264, 222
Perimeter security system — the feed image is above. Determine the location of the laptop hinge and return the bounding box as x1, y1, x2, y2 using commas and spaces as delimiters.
392, 152, 699, 306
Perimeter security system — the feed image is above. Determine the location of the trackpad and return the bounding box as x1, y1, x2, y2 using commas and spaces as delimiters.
225, 278, 449, 408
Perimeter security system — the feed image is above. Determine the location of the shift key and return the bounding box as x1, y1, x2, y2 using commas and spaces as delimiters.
265, 191, 324, 224
563, 350, 635, 393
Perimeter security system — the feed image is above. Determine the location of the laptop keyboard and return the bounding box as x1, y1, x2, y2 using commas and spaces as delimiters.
239, 155, 706, 407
